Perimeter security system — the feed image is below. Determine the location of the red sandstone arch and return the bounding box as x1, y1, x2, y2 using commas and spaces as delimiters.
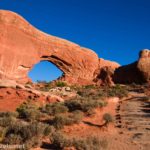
0, 10, 99, 84
0, 10, 119, 85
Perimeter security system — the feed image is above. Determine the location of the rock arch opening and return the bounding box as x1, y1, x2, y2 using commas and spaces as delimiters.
28, 61, 63, 82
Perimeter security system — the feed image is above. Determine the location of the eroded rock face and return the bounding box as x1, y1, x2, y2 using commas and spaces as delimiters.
94, 59, 120, 86
137, 49, 150, 82
114, 49, 150, 84
0, 10, 119, 85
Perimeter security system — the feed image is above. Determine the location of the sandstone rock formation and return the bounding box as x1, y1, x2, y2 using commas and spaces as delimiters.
114, 49, 150, 84
137, 49, 150, 82
94, 59, 120, 86
0, 10, 119, 85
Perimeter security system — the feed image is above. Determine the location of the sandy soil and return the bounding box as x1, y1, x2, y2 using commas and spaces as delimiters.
0, 87, 47, 111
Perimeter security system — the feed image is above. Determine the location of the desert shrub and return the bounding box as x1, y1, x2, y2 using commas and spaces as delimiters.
3, 134, 23, 145
2, 123, 25, 145
77, 88, 94, 97
52, 115, 74, 129
77, 87, 106, 100
40, 102, 68, 115
4, 123, 28, 143
4, 122, 45, 141
2, 122, 47, 149
16, 103, 40, 121
107, 84, 128, 98
56, 81, 67, 87
52, 115, 69, 129
51, 132, 108, 150
98, 90, 107, 98
65, 100, 82, 111
24, 109, 40, 121
43, 125, 55, 136
80, 99, 107, 112
103, 113, 113, 124
73, 136, 108, 150
0, 116, 16, 127
0, 112, 18, 118
84, 85, 96, 89
0, 127, 6, 142
86, 108, 96, 116
52, 112, 83, 129
24, 136, 42, 150
71, 110, 84, 123
51, 132, 72, 149
65, 98, 107, 113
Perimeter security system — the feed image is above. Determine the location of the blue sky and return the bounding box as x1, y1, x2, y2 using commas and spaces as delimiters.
0, 0, 150, 82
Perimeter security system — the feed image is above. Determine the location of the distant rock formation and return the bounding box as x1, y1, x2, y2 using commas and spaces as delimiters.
114, 49, 150, 84
0, 10, 119, 85
138, 49, 150, 82
94, 59, 120, 86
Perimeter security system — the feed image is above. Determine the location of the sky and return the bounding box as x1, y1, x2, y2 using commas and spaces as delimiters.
0, 0, 150, 82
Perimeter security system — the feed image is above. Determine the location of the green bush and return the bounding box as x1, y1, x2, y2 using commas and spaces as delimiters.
80, 99, 107, 112
52, 112, 83, 129
103, 113, 113, 124
41, 102, 68, 115
52, 115, 74, 129
56, 81, 67, 87
43, 125, 55, 136
84, 85, 96, 89
71, 110, 84, 123
3, 134, 23, 145
24, 136, 42, 150
53, 115, 68, 129
65, 98, 107, 113
0, 116, 16, 127
65, 100, 82, 111
2, 122, 47, 149
0, 112, 18, 118
73, 136, 108, 150
16, 103, 40, 121
50, 132, 108, 150
77, 89, 93, 97
0, 127, 6, 142
107, 84, 128, 98
51, 132, 72, 149
77, 87, 103, 99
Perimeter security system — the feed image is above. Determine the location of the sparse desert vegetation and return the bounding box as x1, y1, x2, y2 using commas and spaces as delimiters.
51, 131, 108, 150
0, 83, 127, 149
1, 82, 149, 150
0, 77, 150, 150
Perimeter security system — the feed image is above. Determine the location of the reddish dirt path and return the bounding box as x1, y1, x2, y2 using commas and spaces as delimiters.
113, 92, 150, 150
